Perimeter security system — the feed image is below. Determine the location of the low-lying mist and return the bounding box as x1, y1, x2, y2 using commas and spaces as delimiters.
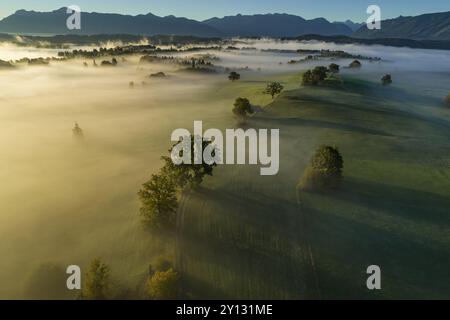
0, 50, 231, 298
0, 40, 449, 299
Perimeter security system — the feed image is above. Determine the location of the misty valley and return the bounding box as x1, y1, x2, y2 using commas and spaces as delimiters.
0, 33, 450, 300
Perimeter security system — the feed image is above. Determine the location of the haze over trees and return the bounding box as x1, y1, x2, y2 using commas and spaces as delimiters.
147, 258, 180, 300
232, 97, 253, 123
298, 145, 344, 192
228, 71, 241, 82
72, 122, 84, 140
302, 66, 329, 86
162, 137, 217, 189
22, 263, 69, 300
445, 94, 450, 106
264, 81, 284, 99
328, 63, 340, 74
82, 259, 111, 300
349, 60, 362, 68
139, 137, 217, 229
381, 74, 393, 85
147, 268, 180, 300
138, 173, 179, 229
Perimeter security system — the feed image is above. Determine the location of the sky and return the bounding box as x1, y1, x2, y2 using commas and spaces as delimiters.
0, 0, 449, 22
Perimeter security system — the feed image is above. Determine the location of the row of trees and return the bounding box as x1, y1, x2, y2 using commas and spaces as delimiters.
80, 257, 180, 300
302, 66, 329, 86
302, 63, 343, 86
139, 138, 217, 229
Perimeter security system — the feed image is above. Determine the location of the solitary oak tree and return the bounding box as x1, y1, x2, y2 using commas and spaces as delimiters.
298, 145, 344, 192
264, 81, 284, 99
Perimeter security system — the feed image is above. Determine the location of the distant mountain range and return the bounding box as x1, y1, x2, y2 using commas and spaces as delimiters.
0, 8, 219, 37
0, 8, 352, 37
354, 11, 450, 41
203, 13, 352, 37
0, 8, 449, 41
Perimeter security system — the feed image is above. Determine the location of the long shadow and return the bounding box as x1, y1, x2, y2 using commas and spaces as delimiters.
253, 116, 396, 138
303, 174, 450, 298
180, 187, 310, 299
182, 273, 233, 300
341, 177, 450, 228
279, 84, 450, 134
306, 204, 450, 299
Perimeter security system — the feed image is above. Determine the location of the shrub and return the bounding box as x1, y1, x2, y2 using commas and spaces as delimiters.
381, 74, 392, 86
232, 97, 253, 122
72, 122, 84, 139
349, 60, 361, 68
228, 71, 241, 81
444, 94, 450, 106
147, 268, 180, 300
302, 66, 329, 86
150, 72, 166, 78
83, 259, 110, 300
328, 63, 340, 74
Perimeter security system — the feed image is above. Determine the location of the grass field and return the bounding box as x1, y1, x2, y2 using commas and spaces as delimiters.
179, 73, 450, 299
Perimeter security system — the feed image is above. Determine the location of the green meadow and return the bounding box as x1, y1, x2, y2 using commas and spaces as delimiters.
179, 73, 450, 299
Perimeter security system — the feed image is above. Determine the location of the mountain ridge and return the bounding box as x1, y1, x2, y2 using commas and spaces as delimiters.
0, 8, 353, 37
1, 8, 450, 40
203, 13, 353, 37
353, 11, 450, 40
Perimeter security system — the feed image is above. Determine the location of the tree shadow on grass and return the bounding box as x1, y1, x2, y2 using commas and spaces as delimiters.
180, 186, 311, 299
306, 204, 450, 299
341, 177, 450, 230
304, 177, 450, 299
253, 116, 397, 138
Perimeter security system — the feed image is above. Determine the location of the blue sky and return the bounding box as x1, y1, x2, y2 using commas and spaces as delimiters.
0, 0, 449, 22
